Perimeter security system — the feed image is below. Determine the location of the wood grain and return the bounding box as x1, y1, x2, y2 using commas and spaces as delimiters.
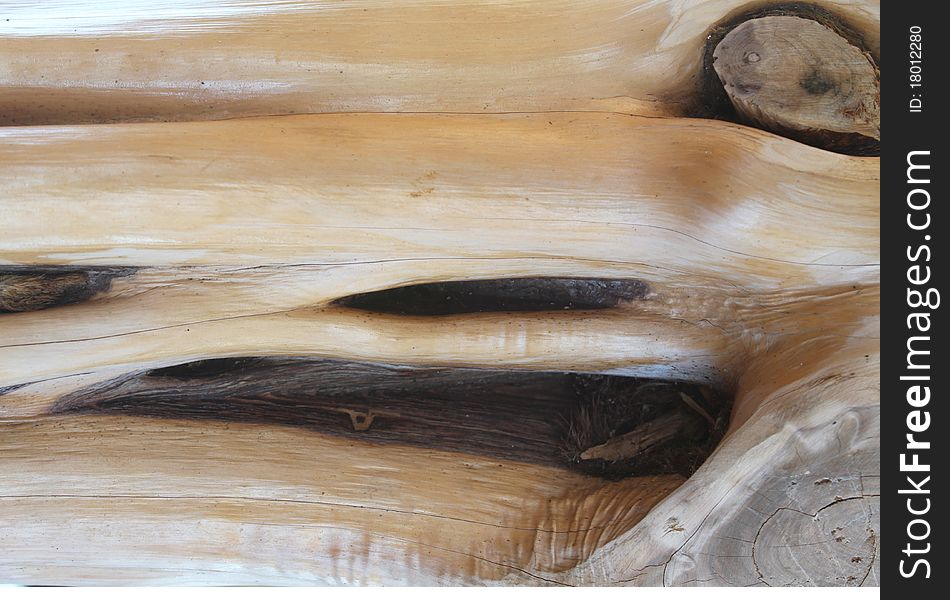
0, 413, 686, 584
0, 111, 879, 584
0, 0, 880, 125
0, 0, 880, 586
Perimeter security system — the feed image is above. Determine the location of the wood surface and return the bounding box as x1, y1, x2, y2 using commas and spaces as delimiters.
0, 0, 879, 125
713, 16, 879, 151
0, 0, 880, 587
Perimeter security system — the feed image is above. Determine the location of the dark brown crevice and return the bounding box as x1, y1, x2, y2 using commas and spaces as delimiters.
0, 267, 136, 313
334, 277, 649, 316
52, 356, 730, 480
697, 2, 879, 156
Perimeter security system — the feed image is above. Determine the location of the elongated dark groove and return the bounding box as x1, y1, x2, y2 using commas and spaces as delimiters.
334, 277, 649, 316
52, 356, 729, 478
0, 267, 136, 313
698, 2, 879, 156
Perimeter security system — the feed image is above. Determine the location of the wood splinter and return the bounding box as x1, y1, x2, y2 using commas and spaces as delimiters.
713, 15, 879, 152
579, 392, 713, 462
580, 411, 690, 462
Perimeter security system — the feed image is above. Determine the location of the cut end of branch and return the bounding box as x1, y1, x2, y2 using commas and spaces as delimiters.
712, 15, 879, 154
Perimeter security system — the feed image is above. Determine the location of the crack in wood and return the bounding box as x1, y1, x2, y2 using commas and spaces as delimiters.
335, 277, 650, 316
49, 357, 730, 479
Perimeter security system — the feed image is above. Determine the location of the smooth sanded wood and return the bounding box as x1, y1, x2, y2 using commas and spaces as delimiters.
713, 16, 879, 149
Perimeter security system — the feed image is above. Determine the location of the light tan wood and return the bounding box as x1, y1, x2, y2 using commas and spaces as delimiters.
0, 0, 881, 587
713, 16, 879, 145
0, 112, 879, 585
582, 289, 879, 586
0, 292, 881, 585
0, 414, 686, 585
0, 0, 880, 125
0, 114, 877, 394
0, 113, 877, 275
